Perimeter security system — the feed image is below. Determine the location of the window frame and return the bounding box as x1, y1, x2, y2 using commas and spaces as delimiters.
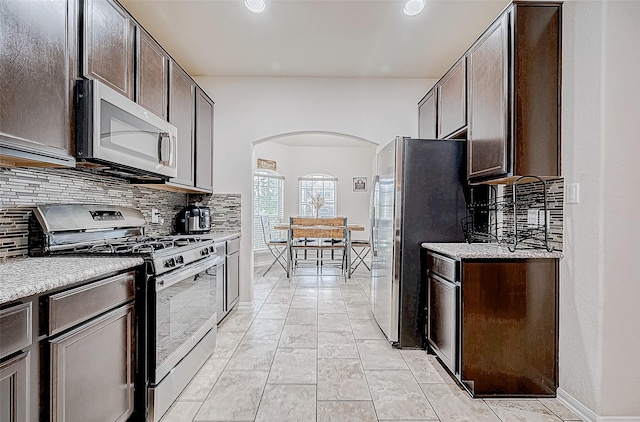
253, 169, 285, 251
298, 174, 338, 218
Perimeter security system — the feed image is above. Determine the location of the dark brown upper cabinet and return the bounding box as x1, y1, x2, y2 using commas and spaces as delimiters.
467, 14, 509, 180
168, 61, 196, 188
195, 88, 214, 192
418, 89, 436, 139
437, 58, 466, 139
0, 0, 76, 167
82, 0, 136, 100
137, 28, 169, 120
467, 3, 561, 182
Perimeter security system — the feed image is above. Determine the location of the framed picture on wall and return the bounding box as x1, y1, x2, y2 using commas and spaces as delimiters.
353, 177, 367, 192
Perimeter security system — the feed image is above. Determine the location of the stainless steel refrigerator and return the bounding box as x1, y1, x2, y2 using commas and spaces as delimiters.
370, 137, 467, 348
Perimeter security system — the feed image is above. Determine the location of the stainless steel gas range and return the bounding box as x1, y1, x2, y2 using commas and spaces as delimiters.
30, 204, 222, 421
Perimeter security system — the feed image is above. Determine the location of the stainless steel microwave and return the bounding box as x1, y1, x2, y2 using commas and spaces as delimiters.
75, 79, 177, 180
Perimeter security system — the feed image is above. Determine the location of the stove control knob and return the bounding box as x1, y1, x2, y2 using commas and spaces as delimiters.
200, 248, 209, 256
209, 245, 215, 253
164, 258, 175, 268
176, 255, 184, 265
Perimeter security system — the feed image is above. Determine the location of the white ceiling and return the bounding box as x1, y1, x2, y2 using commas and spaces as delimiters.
120, 0, 511, 79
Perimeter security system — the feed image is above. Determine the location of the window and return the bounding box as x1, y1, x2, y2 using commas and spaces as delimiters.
253, 170, 284, 250
298, 174, 337, 217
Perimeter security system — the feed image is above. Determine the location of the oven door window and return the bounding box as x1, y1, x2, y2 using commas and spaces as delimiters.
155, 261, 218, 381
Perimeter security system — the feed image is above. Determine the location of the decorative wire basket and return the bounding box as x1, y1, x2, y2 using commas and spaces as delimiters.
461, 176, 555, 252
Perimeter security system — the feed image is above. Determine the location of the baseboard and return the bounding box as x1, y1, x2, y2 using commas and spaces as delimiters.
557, 388, 640, 422
237, 300, 255, 310
557, 388, 597, 422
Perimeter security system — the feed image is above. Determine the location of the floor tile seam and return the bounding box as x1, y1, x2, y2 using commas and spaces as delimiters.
360, 361, 382, 422
483, 399, 512, 422
363, 367, 441, 422
536, 399, 581, 421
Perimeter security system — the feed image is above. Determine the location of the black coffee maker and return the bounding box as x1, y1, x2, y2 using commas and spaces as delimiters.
175, 203, 211, 234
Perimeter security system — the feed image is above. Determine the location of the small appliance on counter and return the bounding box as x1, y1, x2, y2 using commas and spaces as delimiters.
175, 203, 211, 234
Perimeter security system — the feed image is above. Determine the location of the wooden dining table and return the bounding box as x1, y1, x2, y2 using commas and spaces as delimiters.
272, 222, 365, 279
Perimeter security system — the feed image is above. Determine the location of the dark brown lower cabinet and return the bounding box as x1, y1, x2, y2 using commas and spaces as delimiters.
427, 252, 558, 397
0, 351, 30, 422
50, 303, 135, 422
460, 259, 558, 397
47, 270, 137, 422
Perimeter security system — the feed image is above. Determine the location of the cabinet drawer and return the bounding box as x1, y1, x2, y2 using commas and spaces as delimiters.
426, 252, 457, 282
0, 302, 32, 359
226, 237, 241, 254
48, 271, 135, 336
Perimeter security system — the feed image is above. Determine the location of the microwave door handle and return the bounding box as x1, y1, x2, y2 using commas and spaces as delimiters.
169, 134, 175, 167
158, 132, 171, 166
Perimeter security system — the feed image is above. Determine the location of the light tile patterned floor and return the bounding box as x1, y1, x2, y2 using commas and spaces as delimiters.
160, 265, 583, 422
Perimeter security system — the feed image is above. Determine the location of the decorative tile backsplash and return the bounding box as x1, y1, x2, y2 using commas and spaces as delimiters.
463, 178, 564, 252
502, 178, 564, 252
0, 167, 241, 258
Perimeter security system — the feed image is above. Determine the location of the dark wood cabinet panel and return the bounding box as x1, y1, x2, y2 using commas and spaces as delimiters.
0, 351, 30, 422
467, 14, 509, 180
427, 273, 457, 374
226, 251, 240, 310
195, 88, 214, 192
169, 61, 196, 187
137, 28, 168, 119
437, 58, 466, 139
426, 251, 559, 397
0, 0, 76, 167
83, 0, 135, 100
50, 303, 135, 422
418, 89, 436, 139
511, 5, 561, 177
460, 259, 558, 397
466, 3, 561, 182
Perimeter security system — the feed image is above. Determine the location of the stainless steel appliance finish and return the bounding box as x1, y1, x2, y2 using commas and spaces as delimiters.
176, 204, 212, 234
29, 204, 221, 422
75, 79, 178, 180
370, 137, 467, 348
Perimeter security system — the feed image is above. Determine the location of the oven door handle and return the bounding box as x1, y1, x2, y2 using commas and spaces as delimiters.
156, 256, 223, 292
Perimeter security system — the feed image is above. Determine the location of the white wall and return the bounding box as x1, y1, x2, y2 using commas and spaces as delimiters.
196, 76, 435, 304
560, 1, 640, 419
254, 141, 376, 236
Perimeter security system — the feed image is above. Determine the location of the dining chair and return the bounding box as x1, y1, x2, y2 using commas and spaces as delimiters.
259, 215, 288, 277
288, 217, 348, 279
349, 238, 371, 276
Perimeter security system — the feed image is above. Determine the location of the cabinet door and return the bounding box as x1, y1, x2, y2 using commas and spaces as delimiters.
0, 0, 75, 167
467, 14, 509, 180
50, 303, 134, 422
226, 252, 240, 310
0, 351, 30, 422
195, 88, 214, 192
427, 273, 457, 374
437, 58, 466, 139
137, 28, 168, 119
418, 90, 436, 139
83, 0, 135, 100
169, 61, 196, 187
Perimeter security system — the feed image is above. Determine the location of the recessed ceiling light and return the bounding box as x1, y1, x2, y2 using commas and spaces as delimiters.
403, 0, 425, 16
245, 0, 266, 13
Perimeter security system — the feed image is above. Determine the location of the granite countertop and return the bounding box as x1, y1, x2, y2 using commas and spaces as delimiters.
0, 256, 145, 305
203, 229, 242, 243
421, 242, 564, 259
